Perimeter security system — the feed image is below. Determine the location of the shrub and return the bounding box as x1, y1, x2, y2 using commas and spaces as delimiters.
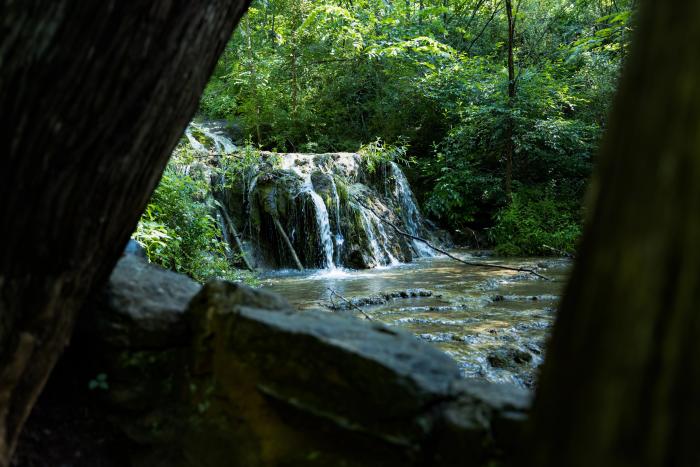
489, 188, 582, 256
133, 167, 253, 283
358, 138, 408, 174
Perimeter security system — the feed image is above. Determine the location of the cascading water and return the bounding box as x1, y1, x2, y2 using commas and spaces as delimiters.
182, 122, 439, 270
369, 209, 399, 265
246, 157, 435, 270
328, 177, 345, 264
307, 190, 336, 269
357, 207, 387, 267
185, 131, 207, 153
185, 122, 238, 154
390, 162, 435, 257
290, 166, 336, 270
217, 212, 233, 258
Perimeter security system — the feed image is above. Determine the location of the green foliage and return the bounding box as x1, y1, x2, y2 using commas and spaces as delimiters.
88, 373, 109, 391
489, 188, 582, 256
192, 0, 631, 256
358, 138, 408, 174
571, 9, 633, 55
219, 139, 266, 185
133, 157, 255, 284
199, 80, 238, 119
424, 152, 505, 227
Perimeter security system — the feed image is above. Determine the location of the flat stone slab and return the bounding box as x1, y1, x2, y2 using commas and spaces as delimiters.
188, 281, 462, 446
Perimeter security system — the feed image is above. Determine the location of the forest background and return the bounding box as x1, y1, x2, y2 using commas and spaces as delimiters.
139, 0, 634, 280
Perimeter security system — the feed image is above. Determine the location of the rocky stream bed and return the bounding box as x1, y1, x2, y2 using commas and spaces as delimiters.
262, 252, 570, 389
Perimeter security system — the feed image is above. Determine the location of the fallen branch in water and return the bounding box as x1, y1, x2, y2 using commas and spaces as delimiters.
263, 188, 305, 272
352, 197, 551, 281
327, 288, 373, 321
272, 216, 304, 271
542, 244, 576, 259
458, 226, 481, 249
217, 203, 256, 272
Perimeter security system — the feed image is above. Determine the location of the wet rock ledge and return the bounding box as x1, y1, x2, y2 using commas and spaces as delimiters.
327, 288, 437, 310
73, 256, 531, 467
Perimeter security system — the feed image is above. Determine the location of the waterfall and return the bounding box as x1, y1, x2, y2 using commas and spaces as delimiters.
217, 211, 233, 259
328, 176, 345, 265
179, 123, 439, 271
292, 169, 336, 270
357, 205, 399, 267
185, 122, 237, 154
185, 130, 207, 153
369, 209, 399, 265
390, 162, 435, 257
357, 207, 387, 267
308, 191, 335, 269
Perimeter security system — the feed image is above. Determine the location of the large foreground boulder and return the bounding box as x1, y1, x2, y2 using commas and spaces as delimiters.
88, 254, 202, 348
74, 256, 530, 466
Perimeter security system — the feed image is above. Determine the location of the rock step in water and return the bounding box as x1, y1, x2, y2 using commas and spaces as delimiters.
327, 288, 437, 310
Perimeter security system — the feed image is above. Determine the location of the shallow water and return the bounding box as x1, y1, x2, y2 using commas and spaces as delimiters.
261, 251, 571, 388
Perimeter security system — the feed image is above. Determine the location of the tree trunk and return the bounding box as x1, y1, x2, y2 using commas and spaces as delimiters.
219, 207, 255, 272
245, 16, 263, 144
290, 0, 301, 121
531, 1, 700, 466
504, 0, 516, 197
272, 217, 305, 271
0, 1, 249, 464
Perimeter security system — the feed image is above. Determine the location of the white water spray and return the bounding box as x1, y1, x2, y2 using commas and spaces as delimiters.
185, 122, 238, 154
390, 162, 434, 257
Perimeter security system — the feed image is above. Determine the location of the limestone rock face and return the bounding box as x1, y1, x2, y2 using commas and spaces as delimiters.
78, 256, 531, 466
78, 256, 200, 417
215, 152, 436, 270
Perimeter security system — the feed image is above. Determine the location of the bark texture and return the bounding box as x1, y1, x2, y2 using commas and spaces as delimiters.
531, 1, 700, 466
0, 1, 249, 464
504, 0, 515, 197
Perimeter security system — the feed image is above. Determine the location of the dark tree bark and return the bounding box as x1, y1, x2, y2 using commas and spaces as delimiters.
290, 0, 302, 120
531, 1, 700, 466
504, 0, 516, 197
0, 1, 249, 464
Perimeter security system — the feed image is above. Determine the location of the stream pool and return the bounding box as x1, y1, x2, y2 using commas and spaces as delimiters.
260, 251, 571, 388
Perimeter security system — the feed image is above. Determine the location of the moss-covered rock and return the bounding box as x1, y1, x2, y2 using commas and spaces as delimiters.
215, 152, 438, 270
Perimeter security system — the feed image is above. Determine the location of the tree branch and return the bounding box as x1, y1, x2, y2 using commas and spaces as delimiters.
465, 1, 503, 55
542, 244, 576, 259
327, 288, 374, 320
352, 197, 552, 281
217, 203, 256, 272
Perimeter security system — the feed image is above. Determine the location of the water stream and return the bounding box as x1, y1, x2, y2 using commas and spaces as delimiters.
308, 190, 336, 269
390, 161, 435, 257
174, 122, 571, 388
327, 176, 345, 265
185, 121, 238, 154
261, 253, 571, 388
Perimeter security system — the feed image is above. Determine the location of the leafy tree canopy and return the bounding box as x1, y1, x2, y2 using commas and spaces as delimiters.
193, 0, 633, 255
